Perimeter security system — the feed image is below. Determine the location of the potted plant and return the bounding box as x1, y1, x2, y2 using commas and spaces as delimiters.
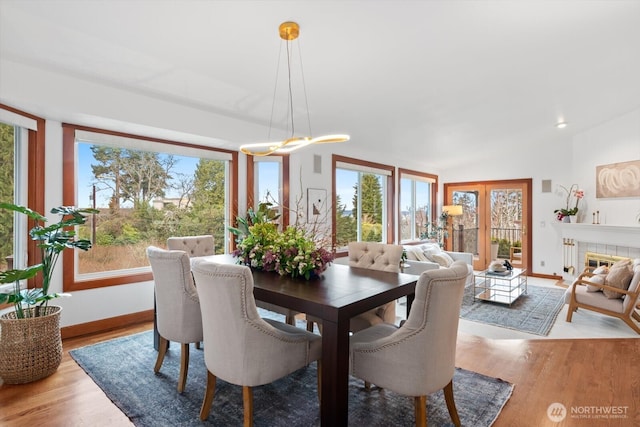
0, 203, 97, 384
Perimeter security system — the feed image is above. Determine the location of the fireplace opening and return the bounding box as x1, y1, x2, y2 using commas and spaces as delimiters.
584, 251, 629, 269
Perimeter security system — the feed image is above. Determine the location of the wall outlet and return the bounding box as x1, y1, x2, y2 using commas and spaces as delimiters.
540, 260, 545, 267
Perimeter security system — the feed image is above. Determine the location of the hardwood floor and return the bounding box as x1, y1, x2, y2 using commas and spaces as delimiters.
1, 322, 638, 426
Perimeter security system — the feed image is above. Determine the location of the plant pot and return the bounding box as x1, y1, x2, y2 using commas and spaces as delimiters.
569, 215, 578, 223
491, 243, 499, 260
0, 306, 62, 384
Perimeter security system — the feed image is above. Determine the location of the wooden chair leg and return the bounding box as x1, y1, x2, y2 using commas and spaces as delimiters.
632, 310, 640, 322
443, 380, 461, 427
623, 316, 640, 334
177, 343, 189, 393
153, 336, 168, 373
364, 381, 371, 390
306, 320, 315, 332
243, 386, 254, 427
195, 341, 201, 349
414, 395, 426, 427
566, 303, 575, 322
199, 371, 216, 421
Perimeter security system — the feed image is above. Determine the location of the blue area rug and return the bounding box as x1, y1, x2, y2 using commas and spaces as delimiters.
70, 328, 513, 426
460, 284, 565, 336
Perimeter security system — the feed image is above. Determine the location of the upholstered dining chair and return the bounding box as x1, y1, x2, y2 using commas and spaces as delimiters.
348, 241, 404, 332
168, 234, 300, 327
191, 260, 322, 426
167, 234, 215, 257
350, 260, 468, 427
146, 246, 203, 393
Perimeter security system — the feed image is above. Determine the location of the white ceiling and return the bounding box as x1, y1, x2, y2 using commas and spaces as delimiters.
1, 0, 639, 169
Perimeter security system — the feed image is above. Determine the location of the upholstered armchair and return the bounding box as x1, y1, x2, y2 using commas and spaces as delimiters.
566, 258, 640, 334
191, 260, 322, 425
350, 261, 468, 427
146, 246, 203, 393
167, 235, 215, 257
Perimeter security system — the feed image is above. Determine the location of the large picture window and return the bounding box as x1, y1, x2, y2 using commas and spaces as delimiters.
399, 169, 437, 242
246, 154, 290, 228
332, 155, 394, 250
63, 124, 237, 291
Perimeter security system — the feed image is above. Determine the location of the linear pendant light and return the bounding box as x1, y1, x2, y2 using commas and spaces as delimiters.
239, 21, 349, 156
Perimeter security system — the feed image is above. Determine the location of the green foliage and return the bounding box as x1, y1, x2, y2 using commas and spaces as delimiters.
0, 203, 97, 318
0, 123, 14, 268
335, 195, 356, 247
228, 202, 281, 241
234, 223, 334, 280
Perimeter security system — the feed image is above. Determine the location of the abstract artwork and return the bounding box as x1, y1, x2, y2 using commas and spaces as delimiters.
307, 188, 327, 223
596, 160, 640, 198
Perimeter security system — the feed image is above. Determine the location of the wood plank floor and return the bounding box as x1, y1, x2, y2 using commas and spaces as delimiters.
1, 322, 638, 426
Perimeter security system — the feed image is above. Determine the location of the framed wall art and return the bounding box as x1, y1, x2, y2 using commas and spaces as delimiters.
307, 188, 327, 223
596, 160, 640, 198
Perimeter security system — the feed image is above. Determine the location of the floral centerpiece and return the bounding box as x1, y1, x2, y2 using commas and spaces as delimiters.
233, 223, 333, 279
554, 184, 584, 221
229, 202, 334, 280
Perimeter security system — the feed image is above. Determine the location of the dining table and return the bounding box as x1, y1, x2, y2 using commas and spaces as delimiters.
155, 253, 420, 426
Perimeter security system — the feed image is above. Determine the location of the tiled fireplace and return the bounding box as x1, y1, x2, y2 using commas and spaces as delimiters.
558, 223, 640, 280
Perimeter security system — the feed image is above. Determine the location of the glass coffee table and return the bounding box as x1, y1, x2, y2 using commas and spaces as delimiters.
473, 268, 527, 306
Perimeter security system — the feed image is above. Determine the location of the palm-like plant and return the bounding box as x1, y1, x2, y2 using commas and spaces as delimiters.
0, 203, 97, 318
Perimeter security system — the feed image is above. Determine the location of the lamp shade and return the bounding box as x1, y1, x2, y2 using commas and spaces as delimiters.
442, 205, 463, 216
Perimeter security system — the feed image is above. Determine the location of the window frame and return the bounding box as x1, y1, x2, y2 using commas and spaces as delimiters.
332, 154, 395, 252
398, 168, 438, 243
62, 123, 238, 292
246, 154, 290, 228
0, 103, 45, 290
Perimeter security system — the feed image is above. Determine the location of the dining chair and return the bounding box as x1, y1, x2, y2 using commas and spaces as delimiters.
168, 234, 300, 327
347, 241, 404, 331
191, 260, 322, 426
146, 245, 203, 393
167, 235, 215, 257
350, 260, 468, 427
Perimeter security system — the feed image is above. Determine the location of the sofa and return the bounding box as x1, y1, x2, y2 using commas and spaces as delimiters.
402, 243, 474, 285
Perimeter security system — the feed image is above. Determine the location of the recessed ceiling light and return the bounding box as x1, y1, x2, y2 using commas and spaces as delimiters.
556, 122, 568, 129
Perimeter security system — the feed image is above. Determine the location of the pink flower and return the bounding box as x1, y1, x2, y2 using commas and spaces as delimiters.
574, 189, 584, 199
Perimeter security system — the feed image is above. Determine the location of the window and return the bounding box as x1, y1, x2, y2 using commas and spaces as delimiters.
332, 155, 394, 250
0, 105, 45, 292
62, 124, 238, 291
246, 154, 290, 227
399, 169, 437, 242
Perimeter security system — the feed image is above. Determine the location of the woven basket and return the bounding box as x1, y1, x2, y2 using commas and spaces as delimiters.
0, 306, 63, 384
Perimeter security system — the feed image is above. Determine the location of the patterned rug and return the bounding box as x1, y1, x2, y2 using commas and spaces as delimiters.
70, 330, 513, 427
460, 284, 566, 336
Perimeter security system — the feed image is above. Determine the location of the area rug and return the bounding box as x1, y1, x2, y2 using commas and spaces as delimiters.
70, 330, 513, 427
460, 284, 566, 336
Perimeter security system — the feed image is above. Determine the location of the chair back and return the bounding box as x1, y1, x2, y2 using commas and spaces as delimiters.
377, 260, 467, 396
167, 235, 215, 257
348, 242, 402, 272
146, 246, 202, 343
191, 260, 319, 386
622, 259, 640, 313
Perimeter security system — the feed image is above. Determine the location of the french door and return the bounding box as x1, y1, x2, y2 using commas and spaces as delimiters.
444, 179, 531, 272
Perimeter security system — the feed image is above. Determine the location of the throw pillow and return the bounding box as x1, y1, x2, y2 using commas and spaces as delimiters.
603, 260, 633, 299
420, 243, 442, 262
431, 251, 454, 267
404, 246, 428, 262
585, 274, 605, 292
592, 265, 609, 275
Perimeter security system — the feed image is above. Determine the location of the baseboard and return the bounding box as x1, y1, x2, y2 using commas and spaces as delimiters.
61, 309, 154, 340
529, 272, 562, 280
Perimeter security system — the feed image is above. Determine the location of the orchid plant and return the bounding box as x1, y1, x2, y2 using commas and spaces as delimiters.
554, 184, 584, 220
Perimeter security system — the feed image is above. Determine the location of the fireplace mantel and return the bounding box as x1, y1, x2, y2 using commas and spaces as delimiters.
555, 223, 640, 248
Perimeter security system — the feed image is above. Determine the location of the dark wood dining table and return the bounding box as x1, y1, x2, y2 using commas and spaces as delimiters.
157, 253, 419, 426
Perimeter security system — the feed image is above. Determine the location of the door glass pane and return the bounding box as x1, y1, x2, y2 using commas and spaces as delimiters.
452, 190, 479, 256
490, 188, 523, 259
